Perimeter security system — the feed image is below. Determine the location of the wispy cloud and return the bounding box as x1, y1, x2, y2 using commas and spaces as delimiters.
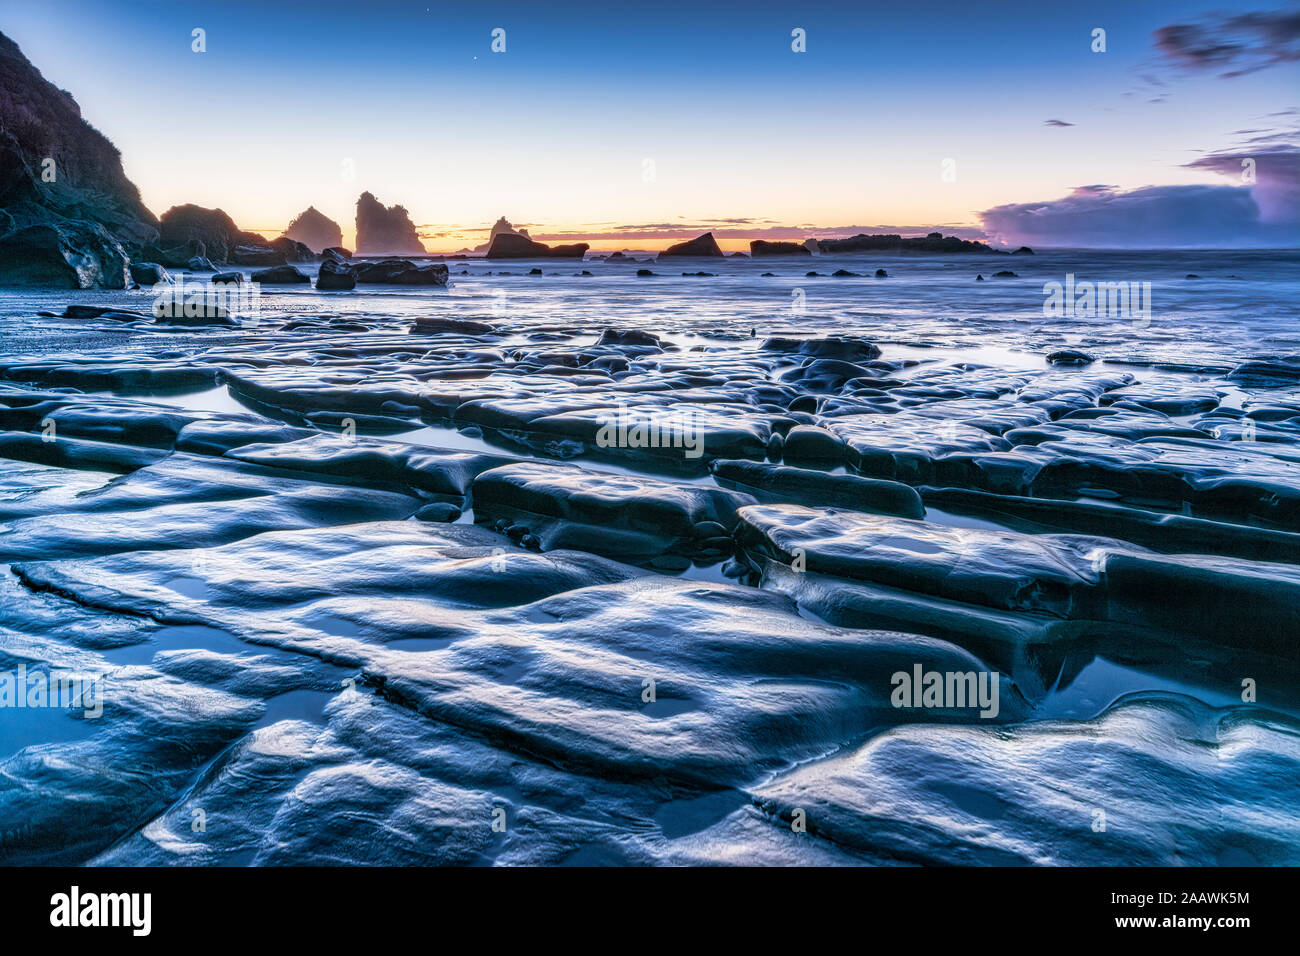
1153, 7, 1300, 77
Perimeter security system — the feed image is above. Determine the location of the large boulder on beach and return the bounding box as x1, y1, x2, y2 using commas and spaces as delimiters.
281, 206, 342, 255
659, 231, 725, 257
0, 221, 130, 288
354, 191, 425, 256
251, 265, 310, 284
315, 258, 356, 290
352, 258, 448, 286
484, 232, 589, 258
128, 261, 168, 286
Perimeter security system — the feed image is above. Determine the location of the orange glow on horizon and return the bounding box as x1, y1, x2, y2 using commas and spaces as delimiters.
249, 228, 947, 255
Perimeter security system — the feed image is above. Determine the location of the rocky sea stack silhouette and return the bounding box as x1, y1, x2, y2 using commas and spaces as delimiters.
355, 191, 425, 256
659, 231, 725, 257
750, 239, 813, 256
282, 206, 343, 255
815, 232, 1005, 254
484, 230, 589, 258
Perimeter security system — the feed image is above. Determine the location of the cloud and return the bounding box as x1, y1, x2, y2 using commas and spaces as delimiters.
980, 180, 1298, 248
1153, 7, 1300, 77
1183, 144, 1300, 222
1044, 119, 1074, 127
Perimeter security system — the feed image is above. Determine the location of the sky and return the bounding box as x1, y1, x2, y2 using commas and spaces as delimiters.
3, 0, 1297, 249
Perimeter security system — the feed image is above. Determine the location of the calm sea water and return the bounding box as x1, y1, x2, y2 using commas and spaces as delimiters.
0, 249, 1297, 365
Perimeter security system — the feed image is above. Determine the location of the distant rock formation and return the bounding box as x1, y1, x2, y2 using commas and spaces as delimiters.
282, 206, 342, 254
814, 232, 1000, 254
0, 30, 158, 286
659, 232, 725, 257
484, 233, 589, 258
156, 205, 270, 265
355, 191, 425, 256
750, 239, 812, 256
470, 216, 531, 253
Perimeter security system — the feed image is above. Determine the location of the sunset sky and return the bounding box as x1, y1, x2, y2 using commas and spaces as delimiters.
5, 0, 1297, 249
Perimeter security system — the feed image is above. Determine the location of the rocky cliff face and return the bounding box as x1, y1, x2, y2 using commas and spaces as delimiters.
355, 191, 425, 256
155, 204, 268, 265
0, 30, 158, 286
282, 206, 343, 254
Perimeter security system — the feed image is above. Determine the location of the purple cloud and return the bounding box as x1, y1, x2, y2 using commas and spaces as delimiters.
1154, 7, 1300, 77
1183, 144, 1300, 223
980, 182, 1296, 248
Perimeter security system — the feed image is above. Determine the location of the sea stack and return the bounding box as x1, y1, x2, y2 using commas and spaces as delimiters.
282, 206, 343, 254
354, 191, 425, 256
484, 232, 589, 258
750, 239, 812, 256
660, 232, 725, 257
157, 204, 271, 265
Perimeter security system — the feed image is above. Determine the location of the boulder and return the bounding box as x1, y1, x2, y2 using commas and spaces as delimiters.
352, 259, 448, 286
0, 221, 130, 288
251, 265, 310, 284
659, 232, 724, 257
1046, 349, 1095, 367
315, 258, 356, 290
411, 316, 495, 334
128, 261, 168, 286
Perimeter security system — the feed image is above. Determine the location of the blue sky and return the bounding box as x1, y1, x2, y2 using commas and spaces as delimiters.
4, 0, 1297, 247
